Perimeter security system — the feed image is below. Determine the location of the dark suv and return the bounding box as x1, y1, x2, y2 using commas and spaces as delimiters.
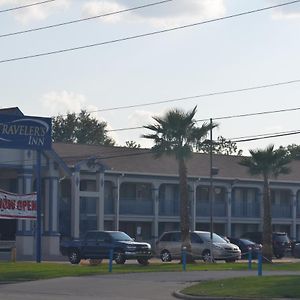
60, 231, 152, 265
241, 232, 291, 259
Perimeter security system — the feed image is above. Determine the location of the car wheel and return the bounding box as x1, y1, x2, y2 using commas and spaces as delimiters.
137, 258, 149, 266
274, 252, 284, 259
225, 258, 236, 263
114, 250, 126, 264
202, 250, 212, 262
160, 250, 172, 262
68, 250, 81, 264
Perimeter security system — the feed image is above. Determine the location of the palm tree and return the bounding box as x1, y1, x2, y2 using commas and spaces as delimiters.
239, 145, 291, 262
143, 106, 217, 261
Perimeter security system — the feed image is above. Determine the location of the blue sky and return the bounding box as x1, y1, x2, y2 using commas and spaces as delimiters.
0, 0, 300, 153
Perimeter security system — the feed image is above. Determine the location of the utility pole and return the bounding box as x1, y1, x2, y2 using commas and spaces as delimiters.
209, 118, 214, 262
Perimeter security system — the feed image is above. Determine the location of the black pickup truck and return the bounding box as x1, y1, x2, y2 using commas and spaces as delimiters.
60, 230, 152, 265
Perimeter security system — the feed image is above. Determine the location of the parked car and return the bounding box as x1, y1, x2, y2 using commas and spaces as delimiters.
240, 231, 291, 259
292, 242, 300, 258
156, 231, 241, 263
228, 237, 262, 259
60, 230, 152, 265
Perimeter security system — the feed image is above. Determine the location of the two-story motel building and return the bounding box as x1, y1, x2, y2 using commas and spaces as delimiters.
1, 108, 300, 260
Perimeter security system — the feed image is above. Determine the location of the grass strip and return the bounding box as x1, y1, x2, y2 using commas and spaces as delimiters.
0, 261, 300, 282
182, 275, 300, 298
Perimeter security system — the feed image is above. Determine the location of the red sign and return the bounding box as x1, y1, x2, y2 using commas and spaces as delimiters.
0, 189, 37, 219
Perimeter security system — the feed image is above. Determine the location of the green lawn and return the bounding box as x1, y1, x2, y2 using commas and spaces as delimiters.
182, 276, 300, 298
0, 260, 300, 282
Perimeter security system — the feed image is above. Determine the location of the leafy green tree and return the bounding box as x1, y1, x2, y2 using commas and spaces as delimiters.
239, 145, 291, 262
199, 136, 243, 156
279, 144, 300, 159
143, 106, 217, 262
125, 141, 141, 149
52, 110, 115, 146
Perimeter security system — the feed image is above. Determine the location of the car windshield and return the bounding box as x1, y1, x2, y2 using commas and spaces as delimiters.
109, 232, 133, 242
274, 234, 290, 243
197, 232, 227, 243
240, 239, 255, 245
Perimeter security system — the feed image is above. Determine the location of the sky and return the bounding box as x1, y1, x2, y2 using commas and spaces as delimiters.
0, 0, 300, 154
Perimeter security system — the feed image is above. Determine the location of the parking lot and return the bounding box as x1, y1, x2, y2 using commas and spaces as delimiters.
1, 268, 300, 300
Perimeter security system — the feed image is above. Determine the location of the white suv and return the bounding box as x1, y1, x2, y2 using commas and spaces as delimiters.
156, 231, 241, 262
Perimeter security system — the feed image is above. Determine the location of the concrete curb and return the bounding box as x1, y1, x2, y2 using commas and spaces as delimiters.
173, 290, 256, 300
172, 290, 300, 300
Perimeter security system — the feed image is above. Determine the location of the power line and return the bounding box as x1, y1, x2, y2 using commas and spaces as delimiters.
108, 105, 300, 132
51, 130, 300, 160
230, 129, 300, 141
212, 107, 300, 122
0, 0, 55, 13
233, 130, 300, 143
0, 128, 299, 165
87, 79, 300, 115
1, 0, 299, 63
0, 0, 173, 38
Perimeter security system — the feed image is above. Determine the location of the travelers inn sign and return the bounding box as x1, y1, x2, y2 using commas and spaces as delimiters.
0, 114, 52, 150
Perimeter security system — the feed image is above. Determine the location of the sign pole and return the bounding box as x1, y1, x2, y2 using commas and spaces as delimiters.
36, 149, 42, 263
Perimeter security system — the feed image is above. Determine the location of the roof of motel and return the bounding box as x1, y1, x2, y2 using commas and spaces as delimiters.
52, 142, 300, 184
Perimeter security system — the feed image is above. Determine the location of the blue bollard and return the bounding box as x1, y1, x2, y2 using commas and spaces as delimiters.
182, 247, 187, 272
109, 249, 113, 273
248, 249, 252, 270
258, 251, 262, 276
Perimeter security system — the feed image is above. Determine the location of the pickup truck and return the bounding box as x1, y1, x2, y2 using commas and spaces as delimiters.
60, 230, 152, 265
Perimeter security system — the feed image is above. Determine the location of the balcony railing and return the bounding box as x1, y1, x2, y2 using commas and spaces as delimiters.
159, 206, 180, 216
272, 205, 292, 218
196, 202, 226, 217
231, 204, 260, 218
119, 197, 154, 215
104, 198, 114, 214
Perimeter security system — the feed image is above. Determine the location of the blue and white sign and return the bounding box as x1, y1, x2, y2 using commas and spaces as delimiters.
0, 114, 52, 150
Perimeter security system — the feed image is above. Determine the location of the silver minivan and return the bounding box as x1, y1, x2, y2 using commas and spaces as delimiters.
156, 231, 241, 262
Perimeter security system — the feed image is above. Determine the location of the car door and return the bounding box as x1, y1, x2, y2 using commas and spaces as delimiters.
82, 231, 98, 257
191, 233, 204, 259
95, 232, 112, 259
168, 232, 181, 259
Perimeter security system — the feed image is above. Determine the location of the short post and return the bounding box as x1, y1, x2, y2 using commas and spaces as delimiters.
248, 249, 252, 270
257, 250, 262, 276
11, 246, 16, 262
109, 249, 113, 273
182, 247, 187, 271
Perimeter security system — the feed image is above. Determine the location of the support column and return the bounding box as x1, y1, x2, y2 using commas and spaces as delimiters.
114, 176, 120, 231
191, 182, 197, 232
292, 190, 297, 239
96, 170, 105, 231
16, 169, 34, 259
226, 186, 232, 237
152, 183, 159, 242
71, 170, 80, 238
258, 188, 263, 231
42, 176, 61, 259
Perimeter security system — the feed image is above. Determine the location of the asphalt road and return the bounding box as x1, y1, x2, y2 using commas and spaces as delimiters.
1, 269, 300, 300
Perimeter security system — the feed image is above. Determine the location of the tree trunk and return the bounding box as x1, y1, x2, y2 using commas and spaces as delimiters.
262, 175, 273, 263
178, 158, 194, 263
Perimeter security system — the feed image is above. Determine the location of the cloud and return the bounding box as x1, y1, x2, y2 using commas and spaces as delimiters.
41, 90, 119, 142
128, 110, 154, 127
42, 90, 87, 115
82, 1, 127, 23
272, 11, 300, 20
81, 0, 226, 27
0, 0, 71, 24
269, 0, 300, 20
